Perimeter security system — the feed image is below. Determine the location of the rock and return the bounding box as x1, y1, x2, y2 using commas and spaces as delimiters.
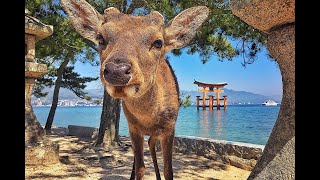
230, 0, 295, 178
25, 34, 35, 62
25, 62, 48, 78
230, 0, 295, 32
120, 135, 262, 170
68, 125, 98, 139
248, 23, 295, 180
254, 136, 295, 179
25, 14, 53, 42
171, 136, 264, 170
227, 155, 257, 171
51, 127, 69, 136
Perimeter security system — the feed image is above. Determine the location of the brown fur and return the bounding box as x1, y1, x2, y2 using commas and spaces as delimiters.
61, 1, 209, 179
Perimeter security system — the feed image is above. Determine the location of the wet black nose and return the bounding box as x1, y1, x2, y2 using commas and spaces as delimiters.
104, 63, 132, 86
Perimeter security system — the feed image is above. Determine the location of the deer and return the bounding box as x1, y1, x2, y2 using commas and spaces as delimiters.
61, 0, 209, 179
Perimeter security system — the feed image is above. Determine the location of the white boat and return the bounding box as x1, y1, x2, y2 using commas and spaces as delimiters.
262, 100, 278, 106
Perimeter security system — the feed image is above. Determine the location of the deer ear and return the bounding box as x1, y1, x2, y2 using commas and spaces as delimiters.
164, 6, 209, 52
61, 0, 103, 44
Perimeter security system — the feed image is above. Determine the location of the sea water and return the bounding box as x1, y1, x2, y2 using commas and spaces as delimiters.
34, 105, 279, 145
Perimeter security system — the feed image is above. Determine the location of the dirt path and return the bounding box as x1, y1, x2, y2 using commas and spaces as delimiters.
26, 134, 250, 180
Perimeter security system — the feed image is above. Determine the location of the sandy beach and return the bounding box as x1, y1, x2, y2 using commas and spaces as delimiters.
25, 132, 251, 180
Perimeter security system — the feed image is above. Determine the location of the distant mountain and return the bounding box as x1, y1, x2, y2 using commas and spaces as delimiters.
32, 87, 281, 104
85, 88, 104, 98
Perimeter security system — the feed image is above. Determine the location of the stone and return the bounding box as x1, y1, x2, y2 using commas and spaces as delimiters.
25, 62, 48, 78
169, 136, 264, 170
68, 125, 99, 139
25, 34, 35, 62
25, 13, 59, 166
25, 77, 60, 165
25, 78, 45, 145
248, 24, 295, 180
25, 138, 60, 165
230, 0, 295, 32
25, 106, 45, 145
25, 15, 53, 42
227, 155, 257, 171
253, 136, 295, 179
230, 0, 295, 178
51, 127, 69, 137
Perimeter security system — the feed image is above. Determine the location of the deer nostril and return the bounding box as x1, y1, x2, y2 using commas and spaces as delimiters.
125, 68, 131, 75
118, 64, 131, 75
103, 68, 109, 75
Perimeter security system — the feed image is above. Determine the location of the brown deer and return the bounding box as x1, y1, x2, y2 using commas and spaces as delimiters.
61, 0, 209, 179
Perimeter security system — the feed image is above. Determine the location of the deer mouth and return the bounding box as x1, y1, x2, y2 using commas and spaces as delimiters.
106, 84, 140, 98
114, 84, 140, 92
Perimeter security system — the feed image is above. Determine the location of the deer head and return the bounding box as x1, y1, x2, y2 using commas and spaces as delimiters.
61, 0, 209, 98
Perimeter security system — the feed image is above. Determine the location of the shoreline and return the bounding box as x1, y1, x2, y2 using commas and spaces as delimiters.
175, 135, 265, 149
49, 125, 267, 146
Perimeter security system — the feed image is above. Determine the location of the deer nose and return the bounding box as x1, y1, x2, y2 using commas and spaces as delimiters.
104, 63, 132, 86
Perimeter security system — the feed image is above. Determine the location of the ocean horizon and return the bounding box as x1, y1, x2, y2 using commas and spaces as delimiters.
34, 104, 279, 145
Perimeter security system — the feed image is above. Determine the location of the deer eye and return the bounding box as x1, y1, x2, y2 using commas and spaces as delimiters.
152, 39, 163, 48
96, 34, 106, 45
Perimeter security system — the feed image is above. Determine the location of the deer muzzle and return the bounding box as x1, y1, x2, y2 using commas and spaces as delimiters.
104, 62, 132, 86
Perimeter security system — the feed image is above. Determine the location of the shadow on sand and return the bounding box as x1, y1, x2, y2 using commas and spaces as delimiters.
26, 134, 249, 180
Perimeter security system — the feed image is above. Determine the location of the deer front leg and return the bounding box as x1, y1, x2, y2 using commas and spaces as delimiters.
148, 136, 161, 180
129, 130, 145, 180
160, 131, 174, 180
130, 157, 135, 180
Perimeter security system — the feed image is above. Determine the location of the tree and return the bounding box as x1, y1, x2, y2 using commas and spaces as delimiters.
44, 66, 98, 132
180, 95, 192, 107
94, 89, 121, 147
26, 0, 99, 133
88, 0, 134, 147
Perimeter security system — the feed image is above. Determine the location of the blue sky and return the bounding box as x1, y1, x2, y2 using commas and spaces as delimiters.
74, 47, 282, 97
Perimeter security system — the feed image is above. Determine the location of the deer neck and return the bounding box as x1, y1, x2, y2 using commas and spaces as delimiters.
123, 76, 160, 120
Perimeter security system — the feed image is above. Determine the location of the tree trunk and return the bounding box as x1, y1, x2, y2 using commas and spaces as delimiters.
94, 2, 124, 148
95, 88, 121, 147
248, 24, 295, 179
45, 59, 69, 133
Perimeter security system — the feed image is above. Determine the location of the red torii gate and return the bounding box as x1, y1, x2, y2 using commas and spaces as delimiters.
194, 80, 228, 110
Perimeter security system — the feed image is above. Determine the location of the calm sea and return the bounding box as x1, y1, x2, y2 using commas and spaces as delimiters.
34, 105, 279, 145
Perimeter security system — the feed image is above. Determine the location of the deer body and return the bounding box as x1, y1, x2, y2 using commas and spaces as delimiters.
124, 59, 178, 179
61, 0, 209, 179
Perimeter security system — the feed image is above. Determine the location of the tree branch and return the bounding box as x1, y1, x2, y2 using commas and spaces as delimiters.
64, 43, 82, 50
